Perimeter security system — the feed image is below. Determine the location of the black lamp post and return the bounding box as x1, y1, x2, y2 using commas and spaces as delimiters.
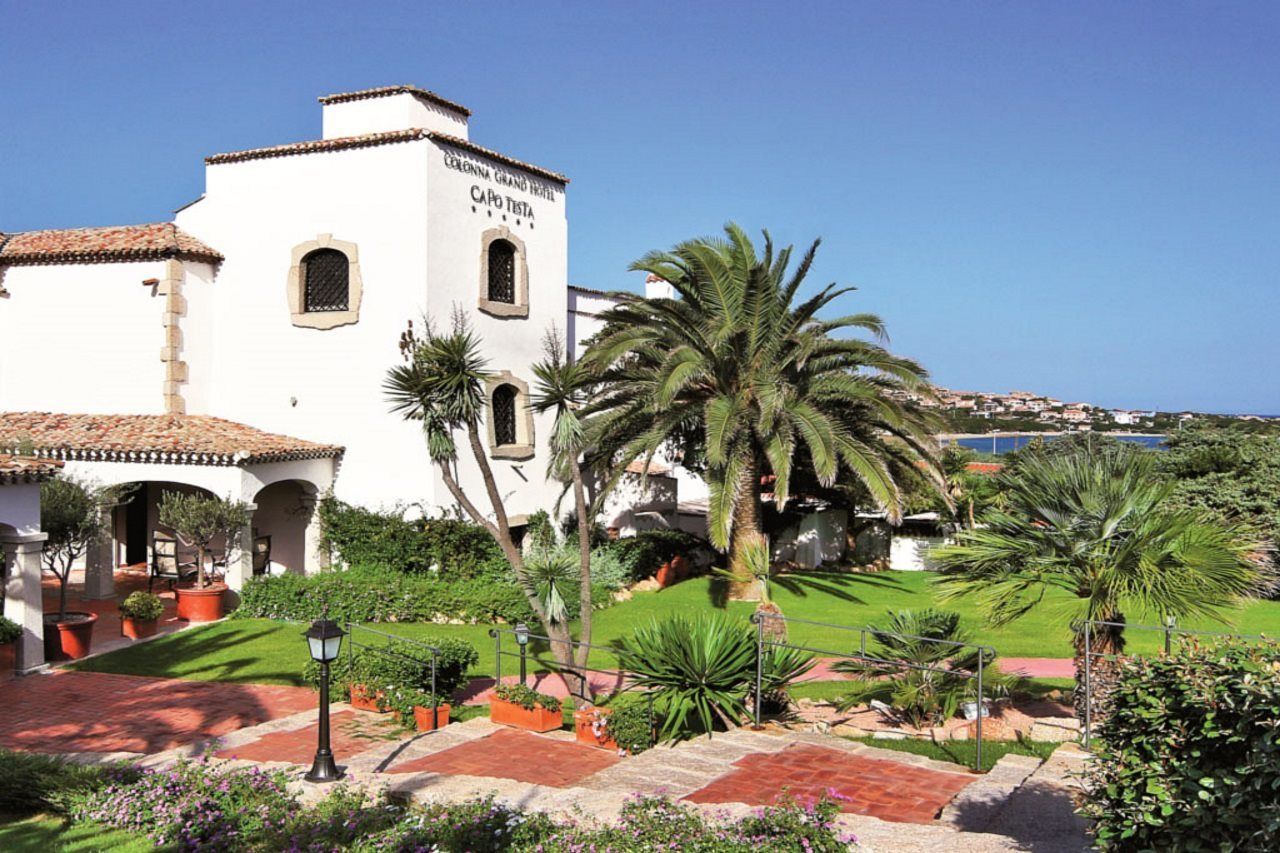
514, 621, 530, 685
303, 617, 346, 783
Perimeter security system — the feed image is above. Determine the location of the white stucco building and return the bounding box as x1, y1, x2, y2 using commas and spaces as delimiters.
0, 85, 578, 592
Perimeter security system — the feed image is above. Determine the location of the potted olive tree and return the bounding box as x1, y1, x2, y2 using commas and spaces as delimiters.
159, 491, 251, 622
41, 477, 115, 660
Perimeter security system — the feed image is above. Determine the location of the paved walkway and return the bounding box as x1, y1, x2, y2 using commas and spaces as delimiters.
42, 568, 188, 661
999, 657, 1076, 679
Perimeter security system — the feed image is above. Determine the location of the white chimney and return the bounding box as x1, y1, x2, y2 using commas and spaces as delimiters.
320, 86, 470, 140
645, 273, 676, 300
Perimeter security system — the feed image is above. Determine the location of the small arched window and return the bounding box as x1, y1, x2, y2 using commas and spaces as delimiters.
303, 249, 350, 312
492, 384, 518, 446
487, 240, 516, 304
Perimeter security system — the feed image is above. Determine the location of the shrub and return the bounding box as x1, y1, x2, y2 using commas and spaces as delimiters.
598, 694, 656, 754
362, 795, 558, 851
600, 529, 709, 584
1081, 639, 1280, 850
0, 615, 20, 645
614, 614, 780, 741
319, 497, 501, 578
493, 683, 561, 713
118, 591, 164, 621
0, 749, 133, 816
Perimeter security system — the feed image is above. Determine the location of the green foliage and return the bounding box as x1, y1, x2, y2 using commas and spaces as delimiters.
524, 509, 558, 555
493, 682, 562, 713
40, 477, 118, 617
611, 614, 811, 741
596, 695, 656, 754
1081, 639, 1280, 850
0, 615, 20, 645
599, 529, 708, 584
526, 547, 576, 623
0, 749, 135, 816
237, 565, 537, 625
758, 643, 818, 712
118, 591, 164, 621
831, 609, 1011, 727
158, 490, 252, 588
318, 497, 502, 577
582, 222, 941, 552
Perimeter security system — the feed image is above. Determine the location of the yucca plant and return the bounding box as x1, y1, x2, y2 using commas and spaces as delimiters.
756, 645, 817, 714
525, 548, 576, 624
831, 609, 1012, 728
612, 614, 758, 741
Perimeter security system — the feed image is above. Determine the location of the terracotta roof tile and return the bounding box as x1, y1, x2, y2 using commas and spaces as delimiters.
205, 129, 569, 185
0, 223, 223, 267
0, 454, 63, 485
625, 459, 671, 476
0, 413, 343, 466
318, 85, 471, 117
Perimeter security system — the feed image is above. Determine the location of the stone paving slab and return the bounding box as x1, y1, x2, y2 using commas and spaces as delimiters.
385, 727, 621, 787
213, 709, 403, 764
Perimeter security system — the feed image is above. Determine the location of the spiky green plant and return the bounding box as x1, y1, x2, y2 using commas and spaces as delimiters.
581, 223, 940, 578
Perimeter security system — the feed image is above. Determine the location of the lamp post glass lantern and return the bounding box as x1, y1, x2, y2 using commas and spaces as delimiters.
304, 618, 346, 783
515, 622, 530, 685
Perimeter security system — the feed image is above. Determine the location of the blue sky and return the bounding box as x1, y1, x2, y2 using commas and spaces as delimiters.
2, 2, 1277, 413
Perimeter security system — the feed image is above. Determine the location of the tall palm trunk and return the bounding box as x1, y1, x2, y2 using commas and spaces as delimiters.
727, 457, 761, 601
569, 457, 593, 674
1072, 611, 1126, 724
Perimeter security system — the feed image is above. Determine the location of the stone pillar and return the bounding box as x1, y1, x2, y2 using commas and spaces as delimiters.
304, 495, 328, 574
224, 504, 257, 593
84, 509, 116, 600
3, 533, 49, 673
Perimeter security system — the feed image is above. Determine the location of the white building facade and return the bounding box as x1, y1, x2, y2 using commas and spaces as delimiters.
0, 85, 576, 583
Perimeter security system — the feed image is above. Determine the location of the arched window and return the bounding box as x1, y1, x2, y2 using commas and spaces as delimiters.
487, 240, 516, 304
492, 384, 518, 446
303, 249, 350, 312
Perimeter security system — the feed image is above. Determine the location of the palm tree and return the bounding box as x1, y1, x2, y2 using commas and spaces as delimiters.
935, 446, 1261, 718
582, 223, 941, 580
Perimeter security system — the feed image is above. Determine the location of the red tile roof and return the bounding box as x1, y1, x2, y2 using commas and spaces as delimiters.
0, 454, 63, 485
625, 459, 671, 476
0, 223, 223, 267
206, 129, 568, 185
0, 413, 342, 466
318, 85, 472, 117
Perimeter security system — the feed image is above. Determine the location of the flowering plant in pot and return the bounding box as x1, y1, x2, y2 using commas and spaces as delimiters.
118, 591, 165, 640
159, 491, 251, 623
0, 615, 20, 676
490, 683, 562, 732
574, 696, 655, 754
40, 477, 123, 660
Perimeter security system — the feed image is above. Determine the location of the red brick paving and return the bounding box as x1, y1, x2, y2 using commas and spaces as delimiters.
386, 728, 619, 786
214, 710, 403, 764
684, 743, 974, 824
0, 671, 316, 754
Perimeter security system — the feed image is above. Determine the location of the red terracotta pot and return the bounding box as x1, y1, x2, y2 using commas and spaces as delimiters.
413, 703, 452, 732
121, 617, 158, 640
349, 684, 391, 713
43, 611, 98, 661
490, 696, 561, 732
574, 707, 618, 751
0, 642, 15, 678
670, 555, 690, 580
175, 583, 227, 622
655, 562, 677, 588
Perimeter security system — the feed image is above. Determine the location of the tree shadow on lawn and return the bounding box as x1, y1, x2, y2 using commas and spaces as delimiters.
706, 570, 905, 610
70, 623, 306, 686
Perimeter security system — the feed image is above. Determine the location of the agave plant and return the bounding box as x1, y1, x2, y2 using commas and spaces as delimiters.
525, 548, 577, 624
831, 609, 1015, 728
612, 614, 758, 741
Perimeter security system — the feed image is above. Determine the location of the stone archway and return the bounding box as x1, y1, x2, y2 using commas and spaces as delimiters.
249, 480, 320, 576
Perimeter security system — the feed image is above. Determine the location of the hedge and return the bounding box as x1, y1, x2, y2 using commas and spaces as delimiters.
1082, 638, 1280, 850
318, 498, 502, 577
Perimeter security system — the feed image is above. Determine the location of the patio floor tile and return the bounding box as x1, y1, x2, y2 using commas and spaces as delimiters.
214, 710, 403, 764
385, 727, 619, 787
683, 743, 974, 824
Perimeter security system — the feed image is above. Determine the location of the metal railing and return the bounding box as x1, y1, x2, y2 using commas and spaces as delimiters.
751, 612, 997, 771
488, 626, 656, 740
1081, 619, 1275, 746
345, 623, 446, 731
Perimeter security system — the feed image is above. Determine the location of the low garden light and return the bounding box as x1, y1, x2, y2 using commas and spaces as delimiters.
515, 622, 530, 684
303, 616, 346, 783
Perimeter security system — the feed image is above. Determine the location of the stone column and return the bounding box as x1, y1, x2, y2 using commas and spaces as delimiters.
3, 533, 49, 673
224, 504, 257, 594
304, 495, 328, 574
84, 509, 116, 600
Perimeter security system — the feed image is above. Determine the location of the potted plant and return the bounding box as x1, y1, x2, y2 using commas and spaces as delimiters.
575, 698, 655, 754
573, 705, 617, 751
408, 692, 452, 732
40, 477, 117, 660
0, 616, 21, 677
118, 591, 164, 640
489, 683, 562, 732
159, 491, 251, 622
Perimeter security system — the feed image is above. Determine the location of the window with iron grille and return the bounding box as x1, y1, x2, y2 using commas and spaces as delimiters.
303, 249, 350, 312
492, 384, 518, 446
487, 240, 516, 304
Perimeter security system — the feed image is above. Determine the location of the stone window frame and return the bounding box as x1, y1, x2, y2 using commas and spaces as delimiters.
484, 371, 535, 460
287, 234, 364, 329
477, 227, 529, 319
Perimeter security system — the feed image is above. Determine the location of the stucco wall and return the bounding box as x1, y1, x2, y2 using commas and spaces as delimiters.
0, 260, 169, 414
322, 94, 469, 140
0, 482, 41, 535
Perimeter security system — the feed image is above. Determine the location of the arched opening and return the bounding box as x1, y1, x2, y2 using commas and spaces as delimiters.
112, 481, 219, 570
487, 240, 516, 304
250, 480, 319, 576
302, 248, 350, 313
492, 384, 518, 446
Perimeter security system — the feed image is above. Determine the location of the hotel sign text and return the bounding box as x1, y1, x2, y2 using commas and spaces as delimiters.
443, 150, 558, 221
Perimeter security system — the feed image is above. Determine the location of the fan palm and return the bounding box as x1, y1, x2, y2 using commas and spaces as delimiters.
935, 446, 1260, 716
582, 223, 941, 578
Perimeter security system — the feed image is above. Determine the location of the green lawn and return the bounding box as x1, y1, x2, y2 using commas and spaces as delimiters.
846, 736, 1060, 774
0, 815, 150, 853
71, 570, 1280, 687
